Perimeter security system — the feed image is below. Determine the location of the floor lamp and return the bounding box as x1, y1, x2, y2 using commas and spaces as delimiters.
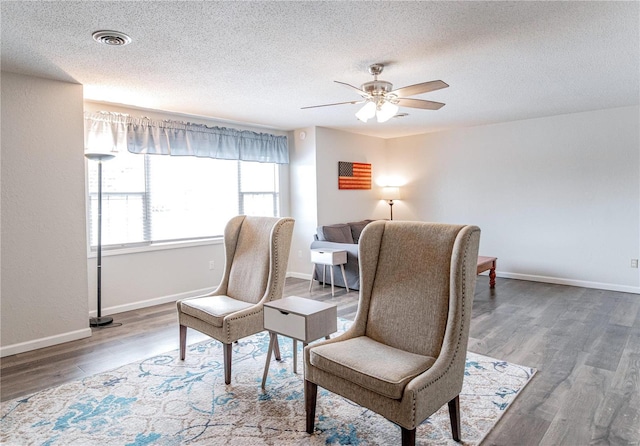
381, 186, 401, 220
85, 152, 115, 327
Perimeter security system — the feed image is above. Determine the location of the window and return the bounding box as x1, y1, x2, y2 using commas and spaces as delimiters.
239, 161, 279, 216
87, 150, 280, 249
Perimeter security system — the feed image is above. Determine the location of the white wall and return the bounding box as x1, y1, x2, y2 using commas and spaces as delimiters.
387, 106, 640, 293
287, 128, 319, 276
286, 127, 391, 280
88, 243, 223, 316
1, 72, 91, 356
315, 127, 390, 224
3, 75, 635, 359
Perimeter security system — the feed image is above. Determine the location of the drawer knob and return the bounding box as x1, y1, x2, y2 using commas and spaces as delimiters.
279, 310, 289, 315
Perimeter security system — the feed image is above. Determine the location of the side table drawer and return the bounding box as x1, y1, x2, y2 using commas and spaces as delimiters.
311, 249, 347, 265
264, 306, 306, 340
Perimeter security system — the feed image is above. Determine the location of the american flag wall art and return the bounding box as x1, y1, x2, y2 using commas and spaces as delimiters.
338, 161, 371, 190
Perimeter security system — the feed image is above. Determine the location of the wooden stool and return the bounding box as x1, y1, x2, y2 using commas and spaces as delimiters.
477, 256, 497, 288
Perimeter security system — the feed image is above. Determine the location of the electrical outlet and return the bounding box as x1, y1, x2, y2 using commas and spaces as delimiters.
298, 250, 302, 258
209, 260, 215, 270
632, 259, 639, 268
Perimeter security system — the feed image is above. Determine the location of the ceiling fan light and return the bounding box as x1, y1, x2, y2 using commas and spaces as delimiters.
356, 101, 376, 122
376, 101, 399, 123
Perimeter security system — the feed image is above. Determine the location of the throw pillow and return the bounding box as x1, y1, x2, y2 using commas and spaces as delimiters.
321, 224, 355, 244
349, 220, 373, 244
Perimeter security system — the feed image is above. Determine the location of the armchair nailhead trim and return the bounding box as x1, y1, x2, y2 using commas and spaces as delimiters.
226, 309, 263, 342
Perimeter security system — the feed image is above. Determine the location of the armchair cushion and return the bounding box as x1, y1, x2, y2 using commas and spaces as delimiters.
309, 336, 436, 400
180, 295, 255, 327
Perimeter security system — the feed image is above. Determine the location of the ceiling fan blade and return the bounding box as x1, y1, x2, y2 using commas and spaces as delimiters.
301, 100, 364, 110
396, 98, 445, 110
390, 80, 449, 97
334, 80, 369, 97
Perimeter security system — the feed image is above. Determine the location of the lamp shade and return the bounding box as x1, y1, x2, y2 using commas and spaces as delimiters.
376, 101, 399, 123
381, 186, 401, 200
84, 151, 116, 161
356, 102, 377, 122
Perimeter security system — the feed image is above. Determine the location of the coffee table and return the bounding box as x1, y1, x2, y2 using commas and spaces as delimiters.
477, 256, 497, 288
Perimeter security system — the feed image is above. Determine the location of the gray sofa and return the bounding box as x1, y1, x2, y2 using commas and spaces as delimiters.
310, 220, 374, 291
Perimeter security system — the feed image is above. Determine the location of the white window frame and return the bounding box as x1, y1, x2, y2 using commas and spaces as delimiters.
86, 155, 284, 257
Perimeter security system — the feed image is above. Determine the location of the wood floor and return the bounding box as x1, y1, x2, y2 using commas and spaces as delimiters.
2, 276, 639, 445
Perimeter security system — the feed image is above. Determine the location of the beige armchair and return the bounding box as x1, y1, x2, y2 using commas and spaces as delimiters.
304, 221, 480, 445
177, 215, 294, 384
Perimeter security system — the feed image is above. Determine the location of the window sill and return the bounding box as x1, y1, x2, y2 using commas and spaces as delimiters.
87, 237, 223, 258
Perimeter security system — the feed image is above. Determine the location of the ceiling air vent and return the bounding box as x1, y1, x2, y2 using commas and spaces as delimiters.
92, 30, 132, 46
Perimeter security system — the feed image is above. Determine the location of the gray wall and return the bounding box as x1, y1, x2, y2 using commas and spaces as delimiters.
1, 72, 91, 355
386, 106, 640, 292
288, 107, 639, 293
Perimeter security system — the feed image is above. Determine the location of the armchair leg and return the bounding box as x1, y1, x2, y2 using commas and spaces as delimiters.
448, 395, 461, 442
401, 427, 416, 446
223, 343, 232, 385
179, 325, 187, 360
305, 380, 318, 434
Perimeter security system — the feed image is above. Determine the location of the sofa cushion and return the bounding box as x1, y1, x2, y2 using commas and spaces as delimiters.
348, 220, 373, 244
319, 224, 354, 244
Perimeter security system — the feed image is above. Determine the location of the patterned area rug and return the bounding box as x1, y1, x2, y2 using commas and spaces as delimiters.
1, 320, 535, 445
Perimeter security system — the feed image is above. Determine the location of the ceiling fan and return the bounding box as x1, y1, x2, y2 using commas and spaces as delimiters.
302, 63, 449, 123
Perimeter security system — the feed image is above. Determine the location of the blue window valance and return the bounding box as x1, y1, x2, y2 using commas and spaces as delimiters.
84, 112, 289, 164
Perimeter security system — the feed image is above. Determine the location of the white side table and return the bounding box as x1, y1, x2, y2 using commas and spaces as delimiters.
309, 248, 349, 296
262, 296, 337, 388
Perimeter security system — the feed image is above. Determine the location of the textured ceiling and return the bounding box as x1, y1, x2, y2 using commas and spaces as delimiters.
1, 1, 638, 138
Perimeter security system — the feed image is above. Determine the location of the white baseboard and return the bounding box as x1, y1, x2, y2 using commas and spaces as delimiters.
90, 286, 217, 317
4, 271, 635, 359
0, 328, 92, 358
294, 269, 639, 294
495, 271, 640, 295
286, 271, 313, 281
4, 287, 217, 358
96, 275, 320, 318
